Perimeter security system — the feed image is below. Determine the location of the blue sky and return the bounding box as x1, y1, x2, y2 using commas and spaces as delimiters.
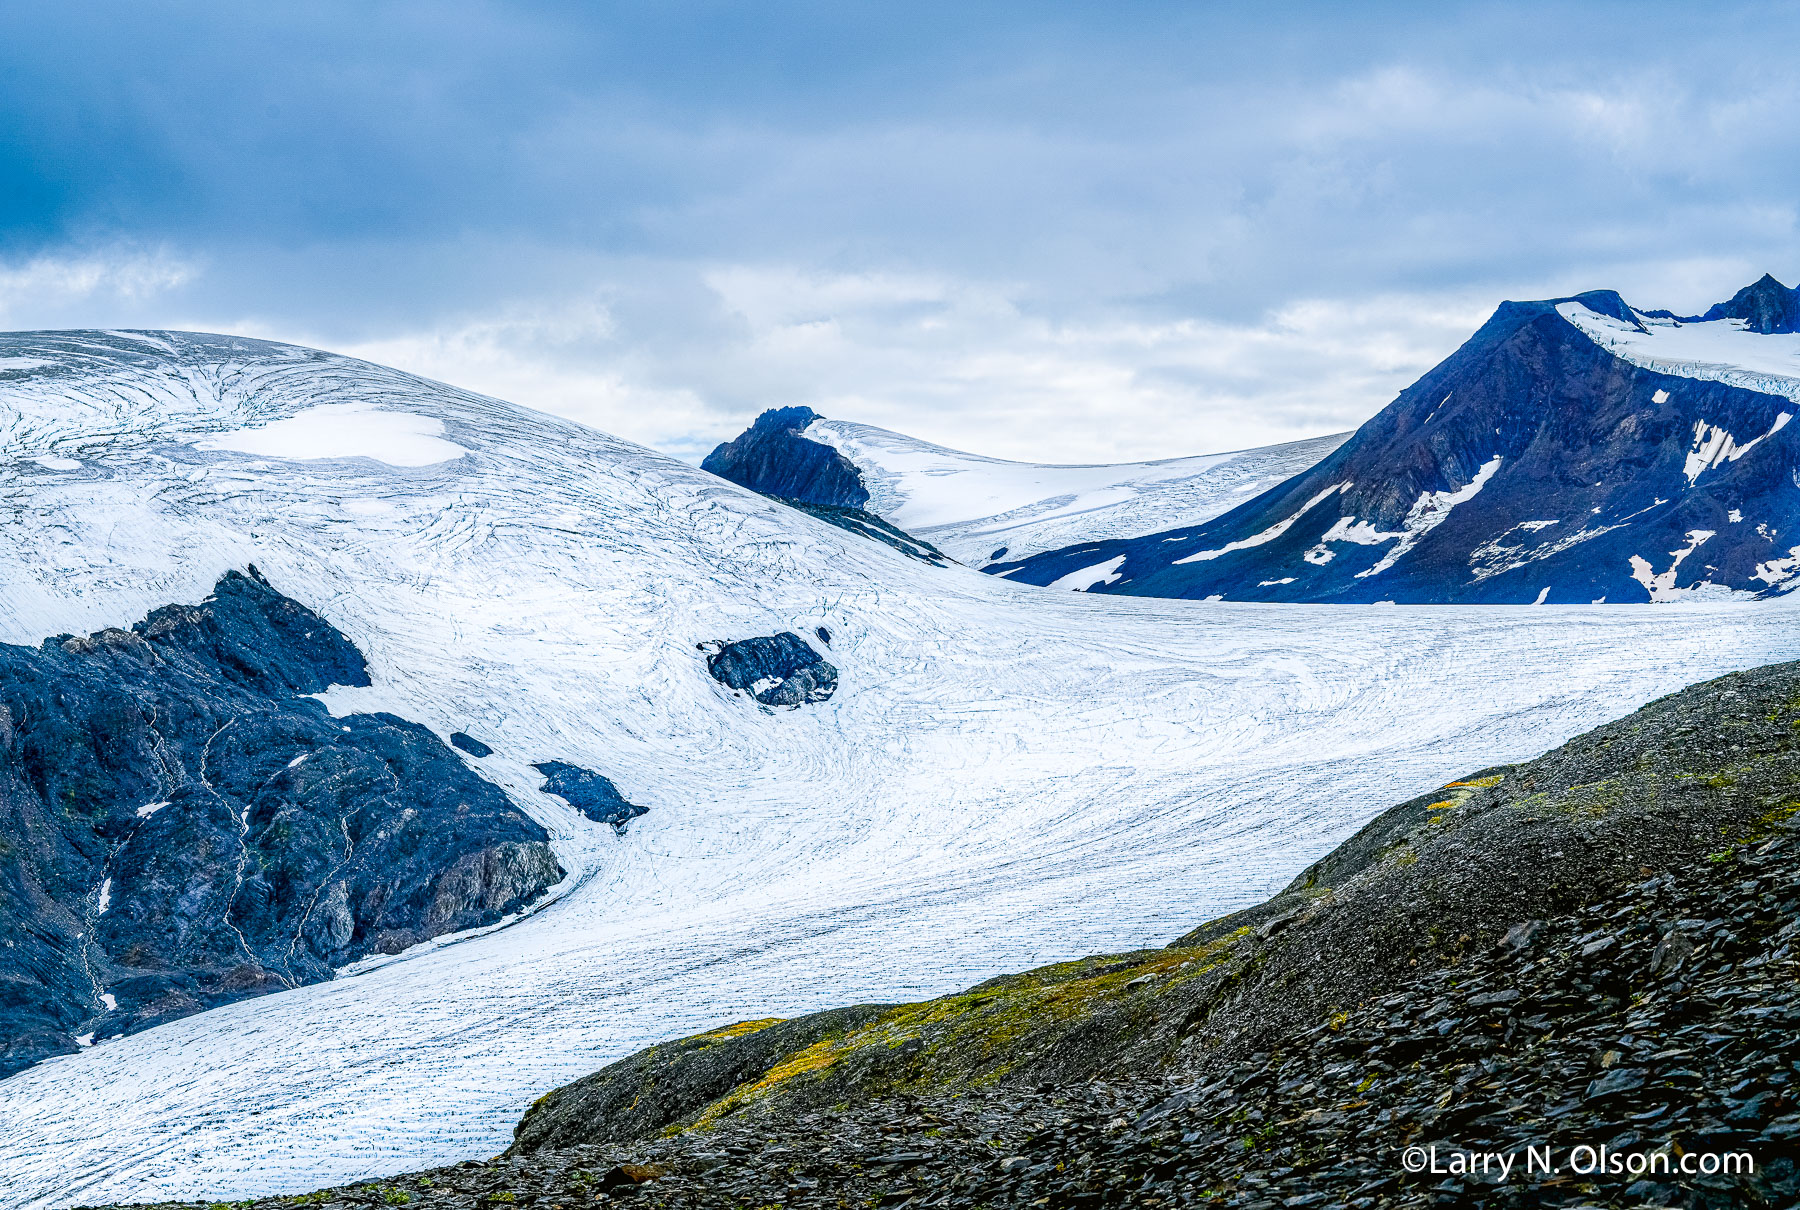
3, 2, 1799, 460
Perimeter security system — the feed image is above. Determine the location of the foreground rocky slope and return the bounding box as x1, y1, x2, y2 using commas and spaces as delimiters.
98, 658, 1800, 1208
994, 277, 1800, 603
0, 569, 561, 1076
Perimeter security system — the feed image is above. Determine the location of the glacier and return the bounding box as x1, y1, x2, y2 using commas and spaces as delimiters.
3, 331, 1800, 1207
800, 416, 1351, 565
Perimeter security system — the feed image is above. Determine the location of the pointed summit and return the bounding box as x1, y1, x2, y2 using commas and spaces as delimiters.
1701, 273, 1800, 334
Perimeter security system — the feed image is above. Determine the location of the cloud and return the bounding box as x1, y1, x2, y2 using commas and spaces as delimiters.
0, 248, 198, 328
2, 3, 1799, 460
228, 264, 1487, 464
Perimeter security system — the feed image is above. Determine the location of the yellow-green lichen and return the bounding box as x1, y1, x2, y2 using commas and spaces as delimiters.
680, 932, 1251, 1127
693, 1018, 785, 1043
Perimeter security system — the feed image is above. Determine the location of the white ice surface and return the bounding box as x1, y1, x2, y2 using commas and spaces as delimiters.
802, 417, 1349, 564
192, 402, 469, 467
1557, 303, 1800, 402
4, 332, 1800, 1207
1045, 555, 1127, 592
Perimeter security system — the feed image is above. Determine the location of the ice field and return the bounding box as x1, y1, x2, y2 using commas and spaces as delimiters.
3, 332, 1799, 1207
801, 415, 1351, 565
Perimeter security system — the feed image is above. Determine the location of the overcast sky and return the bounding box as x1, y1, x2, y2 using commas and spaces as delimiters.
4, 2, 1798, 462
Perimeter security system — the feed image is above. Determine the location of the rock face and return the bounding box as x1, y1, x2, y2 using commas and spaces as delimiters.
992, 280, 1800, 602
1701, 272, 1800, 334
0, 569, 562, 1077
703, 633, 838, 707
701, 407, 871, 509
701, 408, 950, 564
532, 762, 648, 832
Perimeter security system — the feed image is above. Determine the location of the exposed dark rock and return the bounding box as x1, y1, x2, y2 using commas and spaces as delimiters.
703, 633, 838, 707
991, 280, 1800, 603
701, 407, 951, 565
813, 626, 832, 646
0, 569, 562, 1077
533, 761, 648, 833
1700, 272, 1800, 334
449, 731, 494, 758
701, 406, 870, 509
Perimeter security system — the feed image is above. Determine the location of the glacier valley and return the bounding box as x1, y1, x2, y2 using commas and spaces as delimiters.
2, 331, 1798, 1207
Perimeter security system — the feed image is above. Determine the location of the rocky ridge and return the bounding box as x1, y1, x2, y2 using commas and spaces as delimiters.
701, 407, 951, 565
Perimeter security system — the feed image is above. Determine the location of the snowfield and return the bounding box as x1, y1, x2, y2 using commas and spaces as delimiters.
801, 416, 1350, 564
1558, 302, 1800, 404
4, 332, 1800, 1208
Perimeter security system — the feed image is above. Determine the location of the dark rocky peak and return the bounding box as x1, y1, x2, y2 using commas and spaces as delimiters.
1701, 273, 1800, 334
988, 285, 1800, 603
750, 405, 822, 435
701, 407, 870, 510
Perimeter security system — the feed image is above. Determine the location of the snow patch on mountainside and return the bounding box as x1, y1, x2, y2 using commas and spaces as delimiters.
801, 417, 1350, 564
193, 402, 470, 466
1354, 455, 1503, 580
1047, 555, 1126, 591
1627, 529, 1743, 602
1173, 483, 1350, 565
1682, 414, 1792, 484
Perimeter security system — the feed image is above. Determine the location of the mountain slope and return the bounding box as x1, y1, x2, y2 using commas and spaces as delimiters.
2, 330, 1799, 1207
992, 279, 1800, 604
703, 406, 1350, 566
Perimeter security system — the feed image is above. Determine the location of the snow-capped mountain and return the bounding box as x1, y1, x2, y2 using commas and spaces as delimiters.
702, 405, 1350, 565
3, 330, 1799, 1207
991, 278, 1800, 603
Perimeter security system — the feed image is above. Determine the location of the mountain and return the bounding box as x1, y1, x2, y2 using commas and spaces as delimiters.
3, 330, 1799, 1207
990, 278, 1800, 603
702, 406, 1350, 566
119, 657, 1800, 1208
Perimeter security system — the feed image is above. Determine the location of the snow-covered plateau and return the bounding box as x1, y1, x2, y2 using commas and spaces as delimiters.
800, 416, 1350, 565
3, 331, 1799, 1208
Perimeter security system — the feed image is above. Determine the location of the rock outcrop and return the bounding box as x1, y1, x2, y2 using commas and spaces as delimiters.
0, 568, 562, 1077
702, 633, 838, 707
533, 762, 648, 832
449, 731, 494, 758
701, 407, 871, 510
701, 407, 951, 564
